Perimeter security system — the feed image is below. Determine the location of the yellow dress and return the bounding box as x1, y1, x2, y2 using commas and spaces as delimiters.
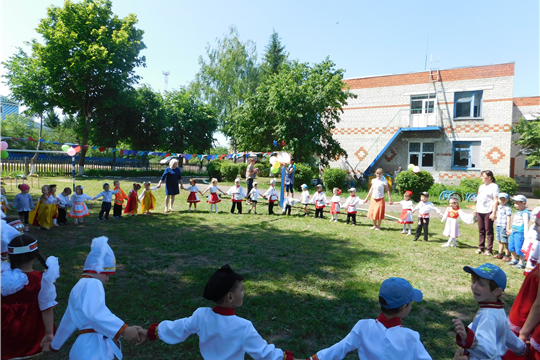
29, 200, 54, 229
140, 189, 156, 213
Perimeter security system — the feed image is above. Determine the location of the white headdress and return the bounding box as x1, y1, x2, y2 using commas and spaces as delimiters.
83, 236, 116, 274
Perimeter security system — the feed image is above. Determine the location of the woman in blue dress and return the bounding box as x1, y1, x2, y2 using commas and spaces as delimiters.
157, 159, 184, 212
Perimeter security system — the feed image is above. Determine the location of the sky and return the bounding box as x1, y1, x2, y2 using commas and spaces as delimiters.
1, 0, 539, 146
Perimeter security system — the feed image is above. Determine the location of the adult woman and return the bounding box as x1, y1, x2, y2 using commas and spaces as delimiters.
157, 159, 184, 212
364, 168, 393, 230
473, 170, 499, 255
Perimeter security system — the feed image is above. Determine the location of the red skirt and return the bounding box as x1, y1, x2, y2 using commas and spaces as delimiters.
187, 192, 200, 203
124, 192, 138, 214
367, 198, 385, 220
330, 202, 340, 214
398, 209, 413, 224
207, 193, 221, 204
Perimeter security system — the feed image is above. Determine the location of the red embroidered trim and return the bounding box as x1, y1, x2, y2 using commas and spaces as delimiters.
283, 350, 294, 360
114, 323, 128, 342
456, 327, 475, 349
212, 306, 236, 316
376, 313, 402, 328
478, 301, 504, 309
148, 323, 159, 341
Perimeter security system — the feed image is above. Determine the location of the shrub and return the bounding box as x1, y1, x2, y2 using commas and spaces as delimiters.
237, 162, 248, 179
458, 178, 482, 196
256, 160, 271, 177
220, 162, 242, 181
395, 170, 435, 201
322, 168, 348, 191
495, 175, 518, 196
84, 169, 164, 177
534, 187, 540, 199
294, 163, 314, 187
207, 161, 222, 181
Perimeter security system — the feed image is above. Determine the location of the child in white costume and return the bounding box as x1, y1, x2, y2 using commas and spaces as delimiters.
398, 190, 414, 235
227, 179, 246, 214
521, 207, 540, 275
282, 196, 300, 215
69, 185, 93, 224
263, 179, 280, 215
311, 184, 327, 219
185, 179, 203, 212
441, 197, 475, 248
248, 182, 261, 214
342, 188, 364, 225
48, 237, 143, 359
201, 178, 226, 213
140, 264, 295, 360
452, 263, 526, 359
309, 277, 431, 360
329, 188, 342, 222
300, 184, 310, 217
412, 192, 442, 242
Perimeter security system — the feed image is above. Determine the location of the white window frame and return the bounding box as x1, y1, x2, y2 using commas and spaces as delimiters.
454, 91, 483, 119
452, 141, 481, 170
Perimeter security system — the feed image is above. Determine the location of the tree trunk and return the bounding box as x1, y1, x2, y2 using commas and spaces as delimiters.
112, 142, 117, 171
78, 109, 91, 176
29, 114, 44, 175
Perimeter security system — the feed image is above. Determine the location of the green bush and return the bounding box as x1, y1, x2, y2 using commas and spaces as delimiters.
322, 168, 348, 191
458, 178, 482, 196
496, 175, 518, 196
220, 162, 242, 181
395, 170, 435, 201
256, 160, 271, 178
534, 188, 540, 199
207, 161, 222, 181
84, 169, 164, 177
294, 163, 314, 188
237, 162, 248, 179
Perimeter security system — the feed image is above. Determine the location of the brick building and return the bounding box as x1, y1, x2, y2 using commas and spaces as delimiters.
331, 63, 540, 186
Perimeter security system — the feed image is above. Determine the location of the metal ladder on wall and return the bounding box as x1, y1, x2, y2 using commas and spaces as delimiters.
429, 54, 440, 82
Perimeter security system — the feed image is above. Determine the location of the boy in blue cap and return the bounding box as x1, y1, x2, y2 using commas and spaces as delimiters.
309, 277, 431, 360
452, 263, 526, 359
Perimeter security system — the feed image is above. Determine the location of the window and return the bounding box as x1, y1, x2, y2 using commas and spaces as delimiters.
454, 91, 483, 119
409, 142, 434, 168
525, 159, 540, 169
452, 141, 481, 169
410, 95, 435, 115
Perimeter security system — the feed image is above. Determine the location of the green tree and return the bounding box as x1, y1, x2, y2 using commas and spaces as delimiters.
18, 0, 146, 174
0, 114, 39, 149
162, 88, 218, 153
513, 118, 540, 167
191, 26, 259, 152
260, 30, 288, 78
44, 109, 61, 129
234, 58, 356, 165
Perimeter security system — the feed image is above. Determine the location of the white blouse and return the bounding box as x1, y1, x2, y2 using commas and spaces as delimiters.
371, 178, 388, 200
476, 183, 499, 214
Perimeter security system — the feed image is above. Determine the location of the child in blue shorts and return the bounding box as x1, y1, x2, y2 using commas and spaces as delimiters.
493, 193, 512, 262
508, 195, 530, 269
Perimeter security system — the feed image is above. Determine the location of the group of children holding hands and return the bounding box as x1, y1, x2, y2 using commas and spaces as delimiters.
2, 208, 540, 359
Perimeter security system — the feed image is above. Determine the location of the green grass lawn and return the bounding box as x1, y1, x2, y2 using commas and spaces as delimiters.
3, 176, 524, 359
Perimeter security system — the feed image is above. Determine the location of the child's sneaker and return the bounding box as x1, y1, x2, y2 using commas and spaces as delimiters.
401, 230, 406, 234
502, 256, 511, 262
513, 262, 525, 269
248, 209, 251, 214
407, 232, 412, 236
493, 253, 504, 259
507, 259, 519, 266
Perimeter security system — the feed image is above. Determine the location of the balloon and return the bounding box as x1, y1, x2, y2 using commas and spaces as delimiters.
62, 145, 70, 152
413, 166, 420, 173
272, 161, 281, 169
281, 141, 285, 146
273, 140, 277, 147
0, 151, 8, 159
0, 141, 8, 150
269, 156, 277, 165
67, 148, 76, 156
277, 151, 290, 164
74, 146, 81, 153
408, 164, 414, 171
271, 167, 280, 174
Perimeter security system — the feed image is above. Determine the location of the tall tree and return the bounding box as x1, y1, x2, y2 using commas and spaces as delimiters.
234, 58, 356, 165
44, 109, 61, 129
163, 88, 218, 153
191, 26, 259, 153
513, 118, 540, 167
260, 30, 288, 78
22, 0, 146, 174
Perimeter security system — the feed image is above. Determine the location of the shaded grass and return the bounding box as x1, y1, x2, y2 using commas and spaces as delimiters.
3, 177, 523, 360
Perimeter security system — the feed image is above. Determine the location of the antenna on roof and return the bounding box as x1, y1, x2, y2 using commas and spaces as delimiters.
424, 34, 429, 70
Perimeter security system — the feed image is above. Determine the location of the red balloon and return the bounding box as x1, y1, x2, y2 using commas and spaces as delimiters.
74, 146, 81, 153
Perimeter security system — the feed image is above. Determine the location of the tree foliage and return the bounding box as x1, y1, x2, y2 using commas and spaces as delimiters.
233, 58, 356, 165
260, 30, 288, 78
513, 118, 540, 167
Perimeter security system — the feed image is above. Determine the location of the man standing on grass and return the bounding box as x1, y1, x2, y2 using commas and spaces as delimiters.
246, 157, 257, 205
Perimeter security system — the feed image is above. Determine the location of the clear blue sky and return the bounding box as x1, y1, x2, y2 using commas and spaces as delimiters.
2, 0, 539, 145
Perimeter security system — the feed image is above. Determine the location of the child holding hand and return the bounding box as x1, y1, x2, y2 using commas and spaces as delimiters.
311, 184, 327, 219
412, 192, 442, 242
68, 185, 93, 224
112, 181, 128, 219
342, 188, 364, 225
185, 179, 203, 212
124, 183, 141, 216
329, 188, 342, 222
57, 187, 73, 225
441, 197, 475, 248
227, 178, 246, 214
13, 183, 34, 231
139, 181, 159, 214
300, 184, 310, 217
202, 178, 226, 213
493, 193, 512, 261
93, 182, 119, 221
263, 178, 279, 215
247, 182, 261, 214
398, 191, 414, 235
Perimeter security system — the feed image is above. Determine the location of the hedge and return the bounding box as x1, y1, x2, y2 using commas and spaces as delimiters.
322, 168, 348, 190
395, 170, 435, 201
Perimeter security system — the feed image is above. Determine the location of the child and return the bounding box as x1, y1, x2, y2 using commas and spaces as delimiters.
138, 264, 295, 360
139, 181, 158, 214
48, 236, 143, 357
112, 180, 128, 219
13, 183, 35, 231
1, 234, 60, 360
247, 181, 261, 214
301, 184, 310, 217
311, 184, 327, 219
329, 188, 342, 222
29, 185, 54, 230
441, 197, 475, 248
282, 196, 300, 215
47, 184, 60, 227
342, 188, 364, 225
1, 185, 13, 213
452, 263, 526, 359
227, 178, 246, 214
309, 277, 430, 360
124, 183, 141, 216
202, 178, 226, 214
398, 190, 414, 235
364, 168, 393, 230
412, 192, 442, 242
185, 179, 203, 212
493, 193, 512, 261
523, 207, 540, 275
69, 185, 93, 224
57, 187, 73, 225
93, 182, 119, 221
508, 195, 530, 269
263, 178, 279, 215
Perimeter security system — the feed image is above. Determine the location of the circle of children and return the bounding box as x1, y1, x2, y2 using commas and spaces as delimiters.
2, 165, 540, 360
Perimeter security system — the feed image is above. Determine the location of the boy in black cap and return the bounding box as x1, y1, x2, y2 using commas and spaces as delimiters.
412, 192, 443, 242
140, 264, 295, 360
